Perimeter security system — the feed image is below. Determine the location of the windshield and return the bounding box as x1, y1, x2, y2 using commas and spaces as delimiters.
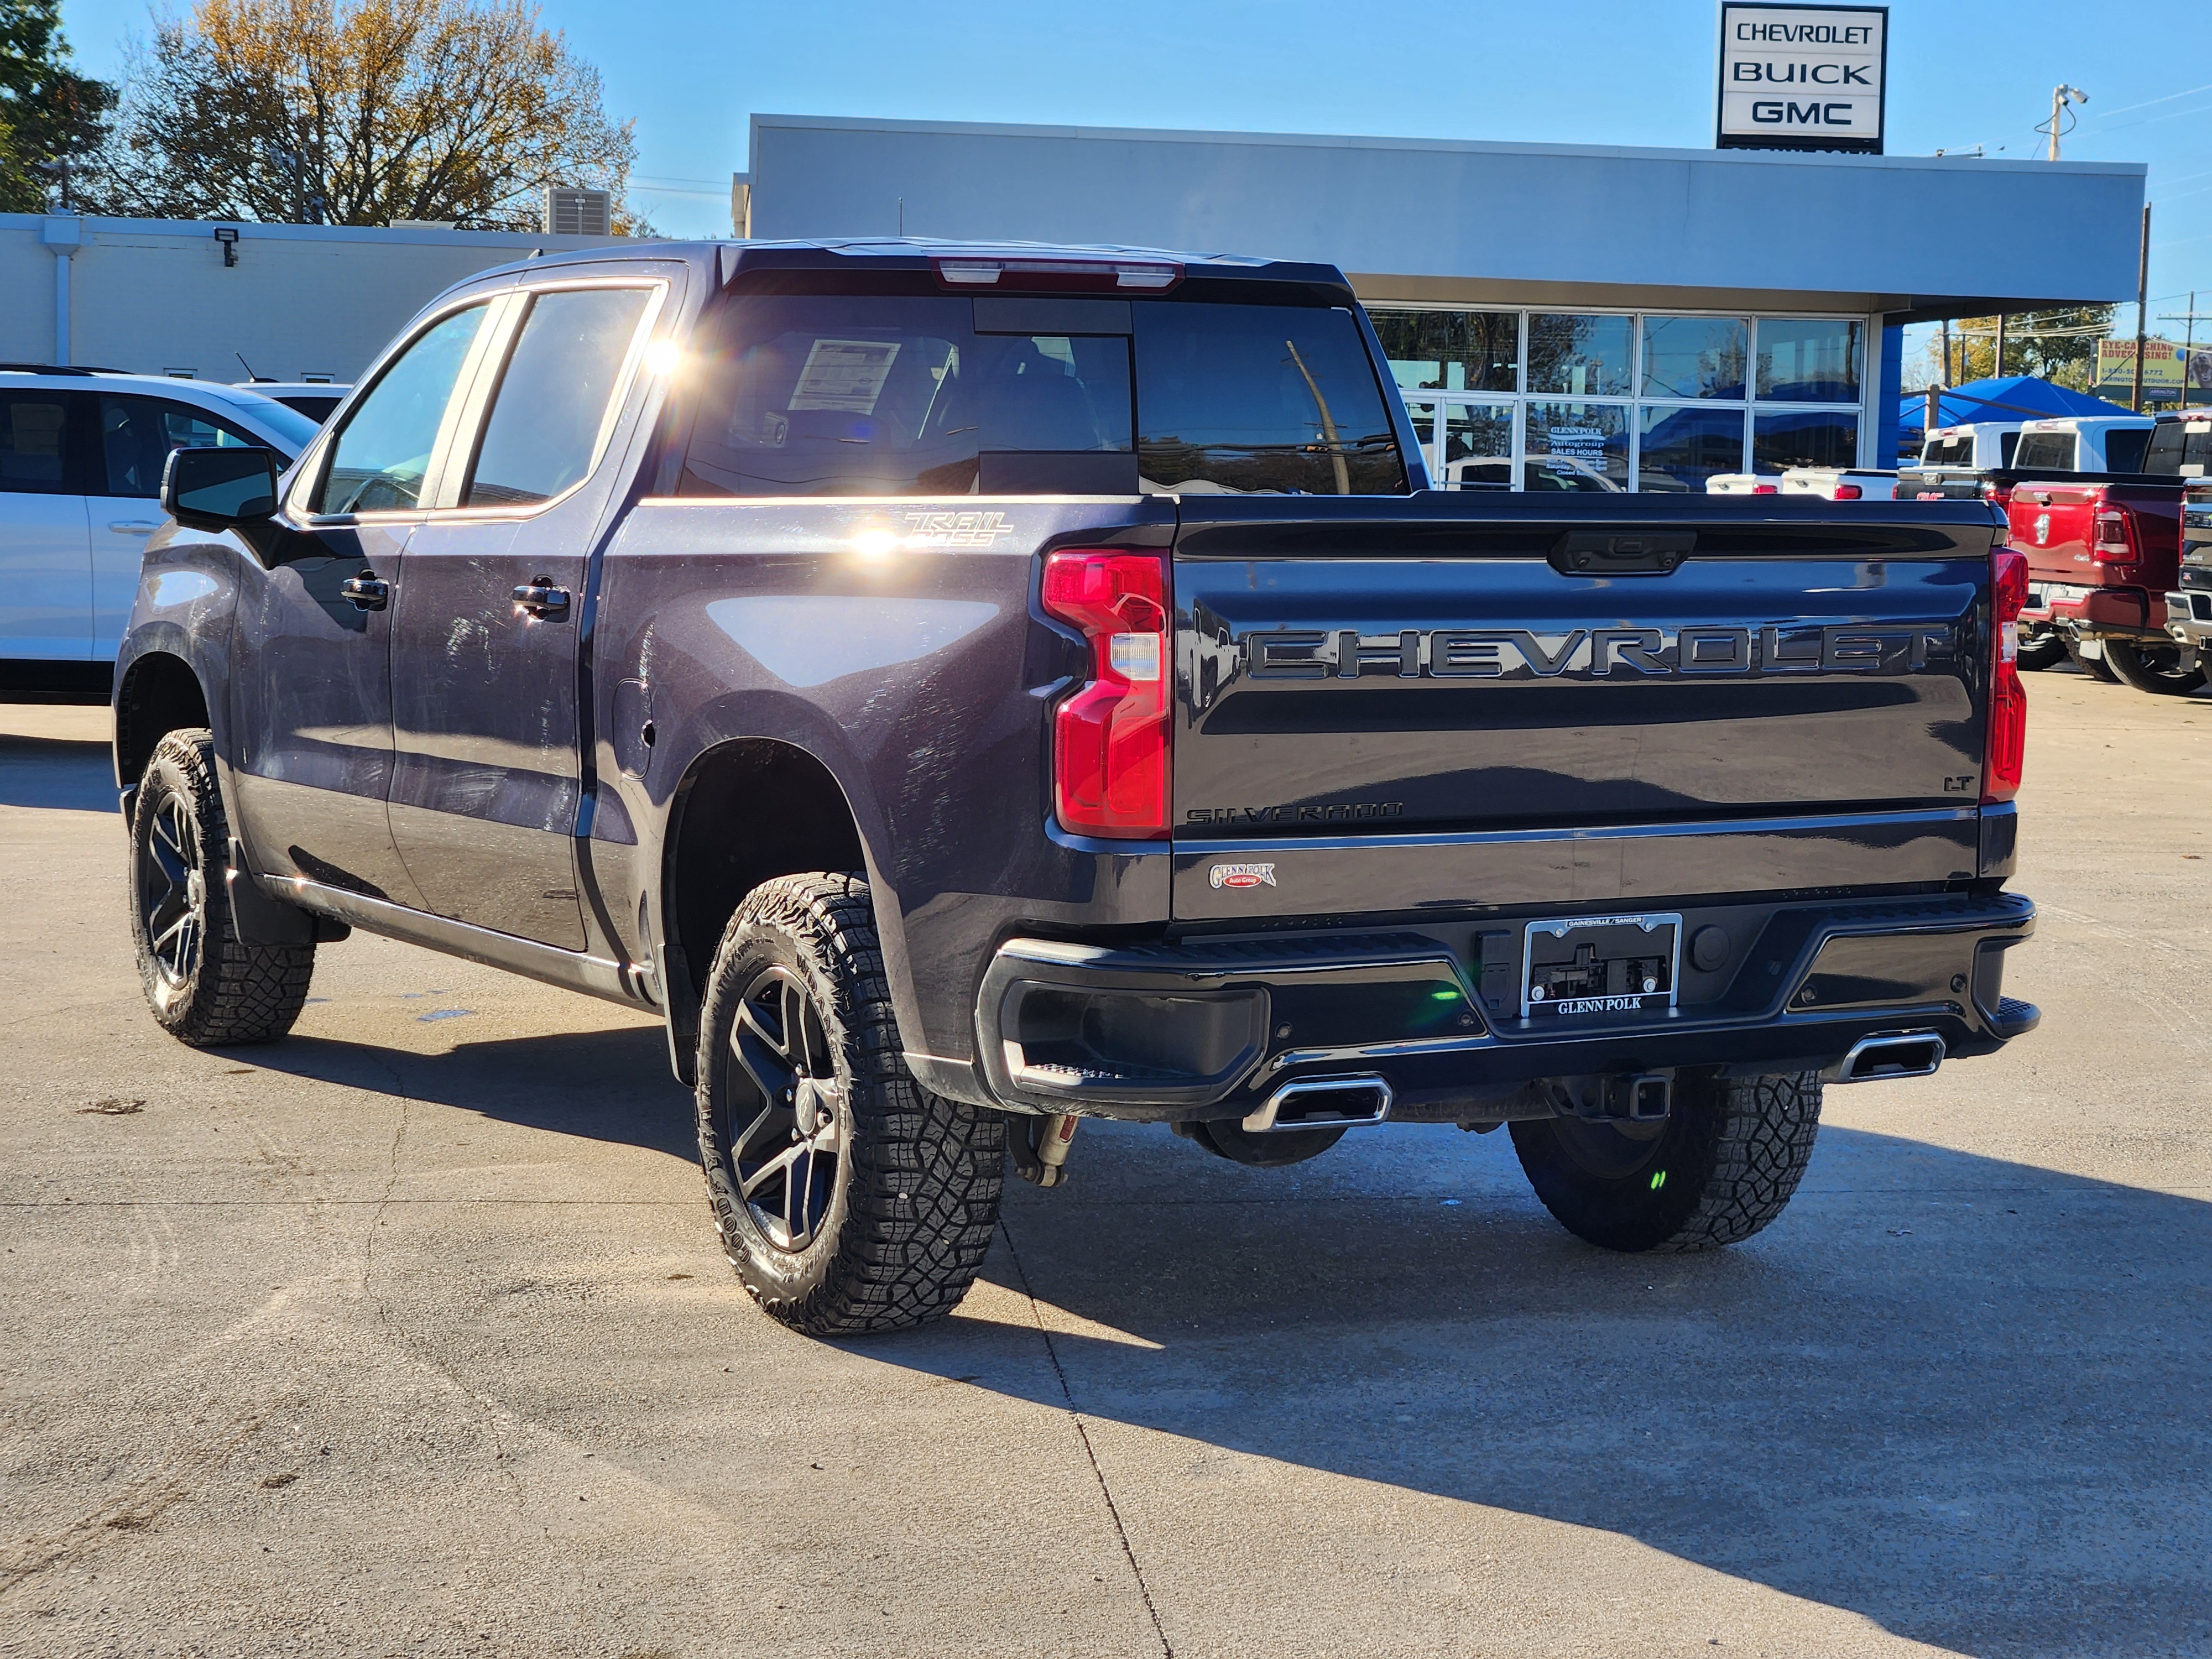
220, 394, 320, 456
680, 292, 1406, 497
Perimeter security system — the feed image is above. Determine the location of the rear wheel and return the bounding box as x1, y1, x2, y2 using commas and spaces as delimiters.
128, 729, 315, 1045
1509, 1071, 1822, 1253
2104, 640, 2206, 696
2065, 639, 2119, 682
2015, 632, 2067, 671
695, 873, 1005, 1335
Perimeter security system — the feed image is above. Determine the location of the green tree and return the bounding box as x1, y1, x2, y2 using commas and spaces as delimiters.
0, 0, 116, 211
84, 0, 645, 231
1914, 306, 2119, 393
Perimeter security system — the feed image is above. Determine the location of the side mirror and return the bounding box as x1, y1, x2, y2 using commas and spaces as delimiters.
161, 446, 281, 529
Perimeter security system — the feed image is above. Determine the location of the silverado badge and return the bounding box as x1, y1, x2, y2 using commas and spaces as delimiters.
1209, 863, 1277, 890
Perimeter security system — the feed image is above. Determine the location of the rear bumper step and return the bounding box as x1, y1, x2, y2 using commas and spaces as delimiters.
975, 892, 2036, 1121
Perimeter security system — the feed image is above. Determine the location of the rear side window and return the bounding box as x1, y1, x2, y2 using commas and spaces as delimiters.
95, 396, 262, 498
2189, 426, 2212, 476
465, 286, 652, 507
0, 393, 69, 493
316, 302, 489, 514
2105, 427, 2151, 473
1134, 303, 1405, 494
2011, 433, 2073, 472
682, 294, 1133, 497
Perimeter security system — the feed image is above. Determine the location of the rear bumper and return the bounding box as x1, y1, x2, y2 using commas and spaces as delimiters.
2035, 585, 2168, 642
972, 891, 2037, 1122
2165, 590, 2212, 649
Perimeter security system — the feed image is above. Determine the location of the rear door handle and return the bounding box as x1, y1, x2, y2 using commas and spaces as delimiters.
512, 581, 571, 620
340, 571, 389, 611
108, 520, 160, 534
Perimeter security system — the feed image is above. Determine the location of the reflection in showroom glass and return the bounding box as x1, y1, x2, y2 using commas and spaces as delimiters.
1754, 410, 1860, 473
1528, 315, 1632, 398
1756, 319, 1861, 403
1642, 316, 1747, 400
1638, 405, 1746, 492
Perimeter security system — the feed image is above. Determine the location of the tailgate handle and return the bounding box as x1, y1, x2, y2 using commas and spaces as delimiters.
1548, 530, 1695, 576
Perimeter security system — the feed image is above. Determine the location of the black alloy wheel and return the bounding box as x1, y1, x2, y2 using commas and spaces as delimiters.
695, 873, 1005, 1334
127, 728, 315, 1045
138, 790, 207, 990
2104, 640, 2207, 697
726, 964, 846, 1252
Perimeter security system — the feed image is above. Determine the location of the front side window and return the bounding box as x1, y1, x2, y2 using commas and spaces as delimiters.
0, 393, 69, 494
315, 303, 490, 514
684, 294, 1133, 497
465, 287, 652, 507
1135, 302, 1405, 494
96, 396, 262, 498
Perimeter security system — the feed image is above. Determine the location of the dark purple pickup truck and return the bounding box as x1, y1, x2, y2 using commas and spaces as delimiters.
113, 239, 2038, 1334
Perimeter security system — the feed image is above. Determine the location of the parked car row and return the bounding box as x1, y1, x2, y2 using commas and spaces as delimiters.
1, 367, 329, 701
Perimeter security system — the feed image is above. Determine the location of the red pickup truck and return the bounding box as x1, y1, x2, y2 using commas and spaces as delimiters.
2009, 479, 2203, 693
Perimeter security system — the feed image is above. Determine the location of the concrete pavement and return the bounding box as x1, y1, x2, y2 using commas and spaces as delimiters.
2, 670, 2209, 1658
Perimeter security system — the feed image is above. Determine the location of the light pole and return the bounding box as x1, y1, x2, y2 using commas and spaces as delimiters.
2045, 85, 2088, 160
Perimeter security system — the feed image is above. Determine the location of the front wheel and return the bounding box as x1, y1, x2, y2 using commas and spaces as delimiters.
2015, 632, 2067, 672
128, 729, 315, 1045
1509, 1071, 1822, 1253
2104, 640, 2206, 697
695, 873, 1005, 1335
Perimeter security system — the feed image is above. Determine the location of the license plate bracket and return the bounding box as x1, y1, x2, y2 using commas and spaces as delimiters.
1522, 912, 1682, 1020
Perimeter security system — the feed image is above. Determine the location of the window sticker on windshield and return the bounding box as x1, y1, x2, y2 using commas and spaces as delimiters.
788, 338, 902, 413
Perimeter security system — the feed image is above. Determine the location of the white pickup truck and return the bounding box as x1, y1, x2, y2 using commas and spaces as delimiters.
2008, 416, 2155, 474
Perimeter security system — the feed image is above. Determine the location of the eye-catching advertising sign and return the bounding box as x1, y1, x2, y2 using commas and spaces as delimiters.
2094, 339, 2212, 399
1717, 4, 1887, 154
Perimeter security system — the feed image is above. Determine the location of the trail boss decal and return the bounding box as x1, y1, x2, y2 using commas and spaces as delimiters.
1208, 863, 1277, 890
902, 510, 1015, 547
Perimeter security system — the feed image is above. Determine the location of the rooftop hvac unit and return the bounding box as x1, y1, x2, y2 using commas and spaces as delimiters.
544, 186, 612, 237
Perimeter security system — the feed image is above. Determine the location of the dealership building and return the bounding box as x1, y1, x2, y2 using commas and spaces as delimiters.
5, 112, 2146, 492
735, 113, 2149, 491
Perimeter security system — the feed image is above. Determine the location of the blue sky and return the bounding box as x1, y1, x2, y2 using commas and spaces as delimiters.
55, 0, 2212, 349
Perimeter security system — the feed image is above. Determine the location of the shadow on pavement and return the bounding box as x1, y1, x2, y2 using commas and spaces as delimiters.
872, 1119, 2212, 1659
249, 1027, 699, 1162
0, 734, 119, 813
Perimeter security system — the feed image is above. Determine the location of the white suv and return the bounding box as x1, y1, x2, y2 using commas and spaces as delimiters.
2, 367, 319, 701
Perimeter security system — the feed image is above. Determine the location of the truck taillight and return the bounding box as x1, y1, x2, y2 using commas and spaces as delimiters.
1833, 483, 1863, 500
1985, 547, 2028, 805
2093, 508, 2138, 564
1041, 550, 1171, 838
1752, 483, 1778, 495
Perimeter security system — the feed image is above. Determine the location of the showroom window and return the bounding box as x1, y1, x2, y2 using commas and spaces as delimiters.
1368, 306, 1868, 492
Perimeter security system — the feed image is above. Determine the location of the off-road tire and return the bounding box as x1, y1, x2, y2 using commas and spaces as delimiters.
695, 873, 1005, 1335
1509, 1070, 1822, 1253
128, 728, 315, 1045
2104, 640, 2206, 696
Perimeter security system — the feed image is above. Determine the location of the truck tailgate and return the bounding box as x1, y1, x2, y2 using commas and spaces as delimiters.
1170, 497, 1999, 919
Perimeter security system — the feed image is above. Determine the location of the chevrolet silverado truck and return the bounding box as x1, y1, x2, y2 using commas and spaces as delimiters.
112, 239, 2040, 1335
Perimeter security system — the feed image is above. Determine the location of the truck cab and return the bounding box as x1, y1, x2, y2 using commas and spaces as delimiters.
2009, 416, 2155, 475
1919, 421, 2022, 471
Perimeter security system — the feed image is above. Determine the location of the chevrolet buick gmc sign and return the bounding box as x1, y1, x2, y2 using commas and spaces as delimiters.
1717, 3, 1886, 154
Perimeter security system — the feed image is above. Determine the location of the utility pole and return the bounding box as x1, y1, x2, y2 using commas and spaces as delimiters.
2157, 293, 2209, 413
2046, 85, 2089, 160
1939, 317, 1953, 387
2131, 203, 2151, 413
1994, 314, 2007, 379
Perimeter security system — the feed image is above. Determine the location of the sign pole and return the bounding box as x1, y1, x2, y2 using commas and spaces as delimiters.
2132, 203, 2151, 414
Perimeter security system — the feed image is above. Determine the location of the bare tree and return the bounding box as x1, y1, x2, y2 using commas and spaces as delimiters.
84, 0, 645, 231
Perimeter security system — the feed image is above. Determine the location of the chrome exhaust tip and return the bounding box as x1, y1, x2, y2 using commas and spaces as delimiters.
1242, 1074, 1393, 1134
1828, 1032, 1946, 1084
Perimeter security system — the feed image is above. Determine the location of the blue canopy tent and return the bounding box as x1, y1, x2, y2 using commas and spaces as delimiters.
1899, 375, 2136, 445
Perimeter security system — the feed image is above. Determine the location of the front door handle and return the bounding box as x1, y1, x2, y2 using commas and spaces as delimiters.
340, 571, 389, 611
512, 580, 572, 620
108, 520, 160, 534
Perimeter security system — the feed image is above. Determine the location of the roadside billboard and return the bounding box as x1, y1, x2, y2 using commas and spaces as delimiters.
2094, 338, 2212, 397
